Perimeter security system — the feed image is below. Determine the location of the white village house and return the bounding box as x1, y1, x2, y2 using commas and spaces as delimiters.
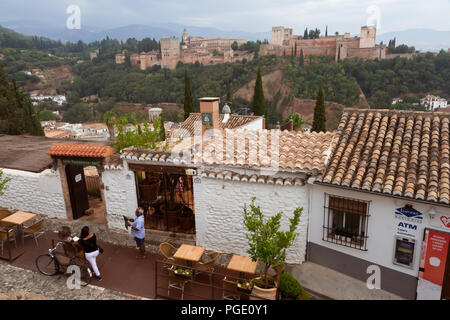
308, 109, 450, 300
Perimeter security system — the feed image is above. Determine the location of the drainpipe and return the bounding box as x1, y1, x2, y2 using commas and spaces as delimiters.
305, 176, 316, 262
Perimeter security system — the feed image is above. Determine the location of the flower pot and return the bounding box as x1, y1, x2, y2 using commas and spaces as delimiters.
250, 277, 278, 300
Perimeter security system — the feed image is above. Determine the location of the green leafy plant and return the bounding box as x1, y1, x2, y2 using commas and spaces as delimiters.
114, 115, 165, 150
279, 273, 302, 299
296, 289, 310, 300
243, 197, 302, 288
0, 169, 11, 196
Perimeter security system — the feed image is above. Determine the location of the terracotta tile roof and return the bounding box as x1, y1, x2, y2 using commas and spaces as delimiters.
120, 129, 336, 174
48, 144, 115, 158
200, 170, 306, 186
170, 113, 262, 138
318, 109, 450, 205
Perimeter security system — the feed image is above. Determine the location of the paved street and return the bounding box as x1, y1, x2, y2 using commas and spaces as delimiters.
0, 260, 145, 300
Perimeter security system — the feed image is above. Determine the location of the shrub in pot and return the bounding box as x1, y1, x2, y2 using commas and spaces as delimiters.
279, 273, 302, 299
243, 197, 302, 299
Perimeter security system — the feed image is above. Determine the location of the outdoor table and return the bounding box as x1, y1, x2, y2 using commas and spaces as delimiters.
227, 254, 258, 279
173, 244, 205, 267
0, 211, 36, 262
1, 211, 37, 245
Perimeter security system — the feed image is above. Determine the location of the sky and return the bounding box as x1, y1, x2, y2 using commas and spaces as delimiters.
0, 0, 449, 34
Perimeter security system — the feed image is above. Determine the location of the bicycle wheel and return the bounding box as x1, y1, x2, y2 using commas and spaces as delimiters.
79, 265, 92, 286
35, 254, 59, 276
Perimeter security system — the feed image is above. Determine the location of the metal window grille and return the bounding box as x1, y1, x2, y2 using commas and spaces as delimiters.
322, 193, 370, 251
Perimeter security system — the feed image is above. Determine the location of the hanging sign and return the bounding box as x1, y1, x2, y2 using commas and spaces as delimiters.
201, 113, 212, 125
394, 206, 423, 224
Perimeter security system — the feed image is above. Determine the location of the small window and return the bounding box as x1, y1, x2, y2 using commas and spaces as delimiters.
323, 194, 370, 250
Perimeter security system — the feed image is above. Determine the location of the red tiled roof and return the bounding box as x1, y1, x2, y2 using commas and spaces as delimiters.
48, 144, 115, 158
318, 109, 450, 205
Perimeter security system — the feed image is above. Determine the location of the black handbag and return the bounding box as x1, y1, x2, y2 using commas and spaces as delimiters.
98, 245, 104, 254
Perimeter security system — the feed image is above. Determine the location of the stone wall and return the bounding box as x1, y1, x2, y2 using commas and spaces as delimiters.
0, 168, 66, 219
193, 176, 309, 264
101, 162, 138, 230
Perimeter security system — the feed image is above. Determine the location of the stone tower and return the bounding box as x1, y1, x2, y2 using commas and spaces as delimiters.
182, 29, 189, 45
161, 37, 181, 69
359, 26, 376, 48
272, 27, 284, 46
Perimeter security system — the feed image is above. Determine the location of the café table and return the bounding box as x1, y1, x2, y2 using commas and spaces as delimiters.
227, 254, 258, 279
173, 244, 206, 267
0, 211, 37, 262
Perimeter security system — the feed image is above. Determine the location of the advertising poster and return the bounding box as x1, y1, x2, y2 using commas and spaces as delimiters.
422, 230, 450, 286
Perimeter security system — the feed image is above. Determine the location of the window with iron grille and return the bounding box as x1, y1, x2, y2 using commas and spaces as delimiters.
323, 193, 370, 251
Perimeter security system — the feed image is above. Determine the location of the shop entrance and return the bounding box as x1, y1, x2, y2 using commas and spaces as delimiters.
132, 165, 196, 234
65, 164, 89, 219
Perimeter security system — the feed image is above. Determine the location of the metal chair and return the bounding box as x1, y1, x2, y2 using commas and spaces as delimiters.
222, 278, 242, 300
167, 268, 189, 300
23, 218, 46, 248
0, 209, 14, 228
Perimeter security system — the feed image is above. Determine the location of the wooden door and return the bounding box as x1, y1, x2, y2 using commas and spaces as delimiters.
442, 246, 450, 300
65, 165, 89, 219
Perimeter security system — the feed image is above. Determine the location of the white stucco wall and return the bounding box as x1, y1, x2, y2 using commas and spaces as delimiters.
101, 162, 138, 230
309, 184, 450, 298
242, 118, 263, 131
0, 168, 66, 219
194, 176, 309, 264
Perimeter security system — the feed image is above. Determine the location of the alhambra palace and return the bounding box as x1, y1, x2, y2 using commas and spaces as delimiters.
115, 25, 385, 70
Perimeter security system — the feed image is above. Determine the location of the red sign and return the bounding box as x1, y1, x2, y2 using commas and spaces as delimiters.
423, 230, 450, 285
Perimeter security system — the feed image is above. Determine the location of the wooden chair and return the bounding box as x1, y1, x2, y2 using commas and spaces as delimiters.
0, 209, 14, 228
23, 218, 46, 248
194, 251, 220, 279
222, 278, 242, 300
0, 228, 16, 256
159, 242, 185, 266
168, 268, 189, 300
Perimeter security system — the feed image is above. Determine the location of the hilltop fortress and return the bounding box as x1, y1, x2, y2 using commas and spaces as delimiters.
115, 29, 253, 70
260, 25, 386, 61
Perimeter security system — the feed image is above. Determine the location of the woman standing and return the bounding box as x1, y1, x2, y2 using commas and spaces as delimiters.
75, 226, 102, 281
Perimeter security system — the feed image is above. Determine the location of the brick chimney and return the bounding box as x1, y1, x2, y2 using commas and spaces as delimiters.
199, 97, 220, 135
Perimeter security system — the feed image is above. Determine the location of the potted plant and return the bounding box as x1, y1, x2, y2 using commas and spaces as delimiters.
243, 197, 302, 300
236, 280, 253, 293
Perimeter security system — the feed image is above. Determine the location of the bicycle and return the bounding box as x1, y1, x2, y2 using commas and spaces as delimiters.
35, 241, 92, 286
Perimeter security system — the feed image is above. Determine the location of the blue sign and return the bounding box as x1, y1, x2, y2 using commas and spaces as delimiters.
395, 207, 423, 223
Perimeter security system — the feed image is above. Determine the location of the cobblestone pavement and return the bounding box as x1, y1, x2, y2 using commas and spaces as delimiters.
0, 260, 148, 300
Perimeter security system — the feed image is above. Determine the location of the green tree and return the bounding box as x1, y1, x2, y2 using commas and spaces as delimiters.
0, 169, 11, 196
39, 109, 57, 121
325, 26, 328, 37
226, 84, 233, 112
299, 49, 304, 66
63, 103, 91, 123
155, 116, 166, 141
243, 197, 302, 288
114, 116, 166, 150
231, 41, 239, 51
183, 70, 194, 120
252, 67, 266, 116
312, 86, 326, 132
103, 110, 117, 142
286, 113, 304, 130
303, 28, 308, 39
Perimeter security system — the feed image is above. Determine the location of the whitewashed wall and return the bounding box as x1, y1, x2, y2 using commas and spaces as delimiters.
102, 162, 138, 230
242, 118, 264, 131
0, 168, 66, 219
194, 177, 309, 264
